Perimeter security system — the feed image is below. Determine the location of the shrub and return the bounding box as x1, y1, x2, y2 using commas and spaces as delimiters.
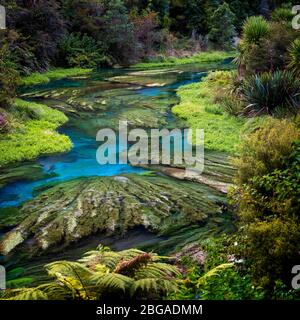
169, 238, 265, 300
242, 16, 270, 45
0, 42, 20, 108
239, 217, 300, 288
221, 95, 245, 116
0, 113, 11, 133
5, 0, 67, 72
233, 117, 300, 184
237, 22, 297, 76
271, 7, 295, 24
287, 38, 300, 76
59, 33, 109, 68
207, 3, 236, 50
231, 122, 300, 289
195, 264, 264, 300
241, 71, 300, 116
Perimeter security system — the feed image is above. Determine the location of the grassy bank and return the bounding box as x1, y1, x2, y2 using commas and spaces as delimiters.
0, 99, 72, 167
172, 71, 245, 154
132, 51, 236, 69
20, 68, 92, 86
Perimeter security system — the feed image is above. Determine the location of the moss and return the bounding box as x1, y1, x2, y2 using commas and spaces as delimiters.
20, 68, 92, 86
132, 51, 236, 69
0, 163, 55, 189
0, 99, 72, 167
172, 71, 246, 154
0, 174, 228, 257
0, 207, 25, 228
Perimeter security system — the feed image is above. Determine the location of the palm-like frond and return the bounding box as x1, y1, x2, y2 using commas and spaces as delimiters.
134, 262, 180, 279
1, 287, 48, 300
80, 251, 122, 270
131, 278, 177, 297
34, 283, 74, 300
90, 272, 134, 292
196, 263, 234, 287
45, 261, 93, 299
3, 246, 180, 300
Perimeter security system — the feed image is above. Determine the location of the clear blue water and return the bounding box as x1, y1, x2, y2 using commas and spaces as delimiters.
0, 128, 146, 208
0, 69, 212, 208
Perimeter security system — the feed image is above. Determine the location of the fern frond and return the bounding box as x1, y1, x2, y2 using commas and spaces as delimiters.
90, 272, 133, 292
131, 278, 160, 296
134, 262, 180, 279
37, 283, 72, 300
196, 263, 234, 287
1, 287, 48, 300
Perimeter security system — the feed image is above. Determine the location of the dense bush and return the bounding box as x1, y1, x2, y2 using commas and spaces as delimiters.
241, 71, 300, 116
169, 238, 265, 300
271, 7, 295, 23
59, 33, 109, 68
237, 16, 299, 76
207, 3, 236, 50
231, 119, 300, 289
5, 0, 67, 73
233, 117, 300, 184
0, 38, 20, 108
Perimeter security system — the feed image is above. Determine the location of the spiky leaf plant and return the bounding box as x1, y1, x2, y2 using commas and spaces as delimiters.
1, 246, 179, 300
242, 16, 270, 44
241, 71, 300, 116
288, 39, 300, 76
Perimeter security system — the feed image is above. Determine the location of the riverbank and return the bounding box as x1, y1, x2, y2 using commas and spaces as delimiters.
172, 70, 245, 154
132, 51, 236, 69
20, 68, 92, 87
0, 99, 72, 167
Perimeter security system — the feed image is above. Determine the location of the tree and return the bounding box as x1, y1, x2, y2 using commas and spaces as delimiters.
208, 3, 236, 50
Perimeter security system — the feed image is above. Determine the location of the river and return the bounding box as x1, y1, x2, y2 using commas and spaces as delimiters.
0, 62, 236, 282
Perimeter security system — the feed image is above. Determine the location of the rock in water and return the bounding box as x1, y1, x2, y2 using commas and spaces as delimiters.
0, 174, 225, 257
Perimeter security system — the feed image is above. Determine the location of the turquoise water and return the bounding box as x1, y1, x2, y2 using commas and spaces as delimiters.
0, 128, 145, 208
0, 68, 211, 208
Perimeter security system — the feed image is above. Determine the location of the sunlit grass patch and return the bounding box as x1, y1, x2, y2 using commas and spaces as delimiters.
20, 68, 92, 86
172, 71, 245, 154
132, 51, 236, 69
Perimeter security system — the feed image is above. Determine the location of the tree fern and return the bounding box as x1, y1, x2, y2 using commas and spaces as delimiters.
90, 272, 133, 292
2, 246, 179, 300
1, 288, 48, 300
